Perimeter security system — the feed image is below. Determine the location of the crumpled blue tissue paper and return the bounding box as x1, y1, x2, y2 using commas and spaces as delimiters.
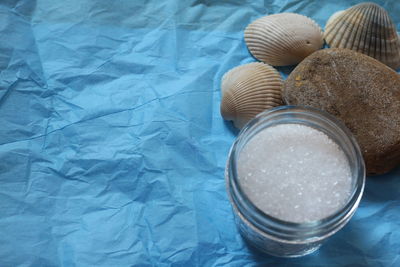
1, 0, 400, 266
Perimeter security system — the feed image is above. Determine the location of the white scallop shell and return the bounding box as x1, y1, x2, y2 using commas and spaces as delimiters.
244, 13, 324, 66
220, 62, 283, 129
324, 2, 400, 69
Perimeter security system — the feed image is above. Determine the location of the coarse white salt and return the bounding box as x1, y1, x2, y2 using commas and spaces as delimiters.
238, 123, 353, 223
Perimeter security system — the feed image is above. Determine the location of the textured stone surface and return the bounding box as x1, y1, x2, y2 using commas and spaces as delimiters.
283, 48, 400, 175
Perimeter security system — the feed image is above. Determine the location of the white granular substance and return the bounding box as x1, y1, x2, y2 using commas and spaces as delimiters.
238, 124, 352, 223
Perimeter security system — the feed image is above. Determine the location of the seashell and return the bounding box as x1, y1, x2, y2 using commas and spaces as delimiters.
220, 62, 283, 129
324, 2, 400, 69
244, 13, 324, 66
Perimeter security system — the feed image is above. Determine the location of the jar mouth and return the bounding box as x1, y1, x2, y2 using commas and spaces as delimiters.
227, 105, 366, 242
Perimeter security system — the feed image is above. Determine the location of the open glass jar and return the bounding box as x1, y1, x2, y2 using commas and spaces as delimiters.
225, 106, 365, 257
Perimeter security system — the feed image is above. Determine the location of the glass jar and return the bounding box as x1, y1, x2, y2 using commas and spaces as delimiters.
225, 106, 365, 257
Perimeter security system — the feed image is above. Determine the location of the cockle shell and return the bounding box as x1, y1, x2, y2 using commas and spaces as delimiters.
324, 2, 400, 69
220, 62, 283, 129
244, 13, 324, 66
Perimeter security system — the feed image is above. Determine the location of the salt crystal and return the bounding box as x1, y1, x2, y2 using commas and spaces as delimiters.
238, 124, 352, 223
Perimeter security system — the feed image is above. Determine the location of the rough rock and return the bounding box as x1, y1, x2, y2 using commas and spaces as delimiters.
283, 48, 400, 175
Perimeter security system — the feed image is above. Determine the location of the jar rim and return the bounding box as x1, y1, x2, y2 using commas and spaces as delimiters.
227, 105, 366, 242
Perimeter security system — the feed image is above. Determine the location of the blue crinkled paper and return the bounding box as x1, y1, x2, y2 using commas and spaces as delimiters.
1, 0, 400, 266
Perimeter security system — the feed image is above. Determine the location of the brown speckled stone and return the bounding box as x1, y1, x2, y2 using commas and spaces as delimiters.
284, 48, 400, 175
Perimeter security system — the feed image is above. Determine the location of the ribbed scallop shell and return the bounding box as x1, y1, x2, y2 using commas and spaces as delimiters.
324, 2, 400, 69
220, 62, 283, 129
244, 13, 324, 66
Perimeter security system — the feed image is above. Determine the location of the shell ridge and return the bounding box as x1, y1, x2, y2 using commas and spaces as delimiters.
233, 79, 283, 99
249, 21, 301, 53
326, 9, 355, 47
376, 7, 385, 60
384, 13, 400, 68
325, 10, 349, 45
346, 6, 369, 50
362, 4, 378, 56
336, 8, 361, 48
352, 5, 372, 53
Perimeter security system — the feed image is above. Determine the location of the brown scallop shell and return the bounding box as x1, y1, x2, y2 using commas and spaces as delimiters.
324, 2, 400, 69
